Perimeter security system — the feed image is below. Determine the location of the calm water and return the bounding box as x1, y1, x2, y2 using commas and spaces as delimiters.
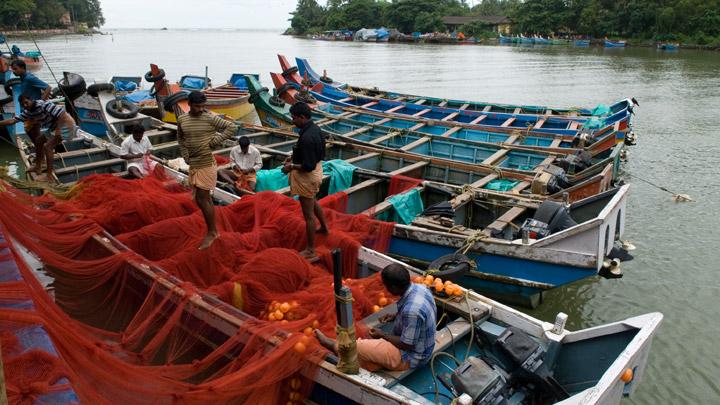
2, 29, 720, 403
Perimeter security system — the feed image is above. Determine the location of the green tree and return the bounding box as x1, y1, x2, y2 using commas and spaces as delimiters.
414, 11, 443, 33
32, 0, 66, 28
62, 0, 105, 27
290, 0, 325, 34
0, 0, 36, 29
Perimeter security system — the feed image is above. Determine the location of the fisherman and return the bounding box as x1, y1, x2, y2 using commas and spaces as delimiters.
0, 94, 75, 182
177, 90, 238, 250
120, 125, 155, 179
10, 59, 51, 174
315, 263, 437, 371
218, 135, 262, 194
281, 101, 328, 259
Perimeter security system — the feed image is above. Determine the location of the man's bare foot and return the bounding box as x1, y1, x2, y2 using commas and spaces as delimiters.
299, 249, 318, 260
314, 329, 337, 353
28, 165, 42, 175
317, 226, 329, 235
198, 233, 219, 250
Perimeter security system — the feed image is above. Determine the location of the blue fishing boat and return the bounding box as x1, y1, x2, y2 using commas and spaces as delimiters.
574, 39, 591, 46
498, 34, 512, 44
284, 55, 638, 122
0, 231, 80, 404
277, 61, 635, 145
520, 36, 534, 44
533, 36, 551, 45
0, 60, 24, 144
604, 39, 627, 48
657, 43, 679, 51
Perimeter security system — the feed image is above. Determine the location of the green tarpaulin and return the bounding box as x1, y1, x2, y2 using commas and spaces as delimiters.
378, 189, 424, 225
322, 159, 357, 194
255, 167, 289, 192
484, 179, 520, 191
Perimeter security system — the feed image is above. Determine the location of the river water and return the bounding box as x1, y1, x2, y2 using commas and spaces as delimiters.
1, 29, 719, 403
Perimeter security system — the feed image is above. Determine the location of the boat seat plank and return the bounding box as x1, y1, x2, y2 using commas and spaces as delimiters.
503, 134, 519, 145
412, 109, 431, 117
483, 206, 526, 236
440, 126, 461, 137
414, 99, 426, 105
533, 119, 546, 129
441, 112, 459, 122
381, 319, 472, 387
501, 117, 515, 127
481, 149, 509, 165
545, 109, 553, 115
448, 174, 499, 208
513, 108, 521, 114
339, 97, 353, 103
386, 105, 404, 113
361, 101, 379, 108
469, 115, 487, 125
399, 138, 429, 152
408, 123, 426, 131
482, 105, 492, 112
569, 121, 580, 130
438, 100, 448, 107
549, 139, 562, 148
55, 158, 125, 176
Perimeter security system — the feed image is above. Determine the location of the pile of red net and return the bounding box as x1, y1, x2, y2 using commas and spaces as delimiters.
0, 169, 397, 404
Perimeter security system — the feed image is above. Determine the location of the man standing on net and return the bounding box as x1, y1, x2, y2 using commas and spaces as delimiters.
177, 90, 238, 249
282, 102, 328, 259
315, 263, 437, 371
218, 135, 262, 194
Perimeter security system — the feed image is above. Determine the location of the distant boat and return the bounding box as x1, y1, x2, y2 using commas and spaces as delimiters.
161, 27, 168, 31
533, 36, 550, 45
604, 39, 627, 47
574, 39, 591, 46
657, 43, 679, 51
550, 38, 570, 45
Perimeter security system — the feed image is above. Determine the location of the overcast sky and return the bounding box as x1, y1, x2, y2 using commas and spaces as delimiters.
102, 0, 311, 29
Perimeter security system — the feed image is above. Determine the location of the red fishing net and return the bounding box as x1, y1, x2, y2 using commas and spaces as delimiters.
388, 174, 423, 197
0, 168, 397, 404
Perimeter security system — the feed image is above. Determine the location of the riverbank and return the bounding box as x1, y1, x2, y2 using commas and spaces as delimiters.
2, 28, 102, 38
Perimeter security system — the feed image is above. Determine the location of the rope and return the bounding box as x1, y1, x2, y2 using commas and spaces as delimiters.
334, 292, 354, 304
0, 165, 80, 198
457, 230, 488, 255
626, 173, 693, 202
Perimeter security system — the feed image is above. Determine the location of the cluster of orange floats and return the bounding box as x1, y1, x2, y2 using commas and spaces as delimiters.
412, 274, 465, 297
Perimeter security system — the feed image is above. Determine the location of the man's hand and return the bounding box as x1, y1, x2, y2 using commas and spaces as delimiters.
369, 328, 385, 339
378, 313, 396, 324
282, 162, 293, 174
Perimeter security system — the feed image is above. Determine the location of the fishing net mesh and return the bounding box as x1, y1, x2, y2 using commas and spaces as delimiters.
0, 168, 398, 404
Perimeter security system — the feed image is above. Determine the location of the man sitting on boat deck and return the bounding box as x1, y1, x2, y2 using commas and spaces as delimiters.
10, 59, 51, 174
0, 94, 75, 182
282, 101, 329, 259
177, 90, 238, 250
218, 135, 262, 194
316, 264, 437, 371
120, 125, 155, 179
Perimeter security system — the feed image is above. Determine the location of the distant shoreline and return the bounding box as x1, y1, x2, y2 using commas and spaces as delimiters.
3, 28, 81, 38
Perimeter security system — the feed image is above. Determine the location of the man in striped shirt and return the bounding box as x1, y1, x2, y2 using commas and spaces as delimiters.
0, 94, 75, 181
177, 91, 238, 250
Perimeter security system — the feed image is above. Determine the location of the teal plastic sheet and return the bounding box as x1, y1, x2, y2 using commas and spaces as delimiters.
591, 104, 611, 116
255, 167, 289, 192
484, 179, 520, 191
583, 116, 605, 129
322, 159, 356, 194
378, 189, 424, 225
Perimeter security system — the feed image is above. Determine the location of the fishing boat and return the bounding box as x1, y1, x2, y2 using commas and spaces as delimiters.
533, 36, 551, 45
498, 34, 512, 44
0, 229, 80, 404
272, 68, 634, 150
282, 55, 639, 122
550, 38, 570, 45
657, 43, 679, 51
0, 59, 23, 144
254, 75, 627, 186
0, 163, 663, 403
0, 44, 42, 71
574, 39, 591, 46
520, 36, 534, 45
604, 40, 627, 48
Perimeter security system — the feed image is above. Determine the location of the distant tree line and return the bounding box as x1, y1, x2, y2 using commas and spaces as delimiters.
0, 0, 104, 30
289, 0, 720, 44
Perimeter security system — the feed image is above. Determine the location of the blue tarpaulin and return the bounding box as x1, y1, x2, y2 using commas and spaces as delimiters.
256, 167, 289, 192
180, 77, 206, 89
379, 189, 424, 225
122, 90, 153, 103
114, 80, 137, 92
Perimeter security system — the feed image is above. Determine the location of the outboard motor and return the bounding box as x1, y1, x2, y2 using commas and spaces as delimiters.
571, 131, 595, 148
493, 327, 569, 402
520, 200, 577, 239
555, 150, 592, 175
532, 165, 571, 195
450, 357, 510, 404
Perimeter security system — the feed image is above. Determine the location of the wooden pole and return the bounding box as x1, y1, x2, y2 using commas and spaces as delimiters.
0, 341, 8, 405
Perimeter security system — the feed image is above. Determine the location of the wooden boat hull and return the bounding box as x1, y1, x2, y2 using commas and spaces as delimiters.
288, 55, 637, 119
0, 61, 24, 146
7, 135, 662, 404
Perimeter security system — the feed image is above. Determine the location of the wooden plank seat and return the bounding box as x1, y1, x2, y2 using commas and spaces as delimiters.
54, 158, 125, 176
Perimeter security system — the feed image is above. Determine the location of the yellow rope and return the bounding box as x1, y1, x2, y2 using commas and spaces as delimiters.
0, 165, 82, 198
